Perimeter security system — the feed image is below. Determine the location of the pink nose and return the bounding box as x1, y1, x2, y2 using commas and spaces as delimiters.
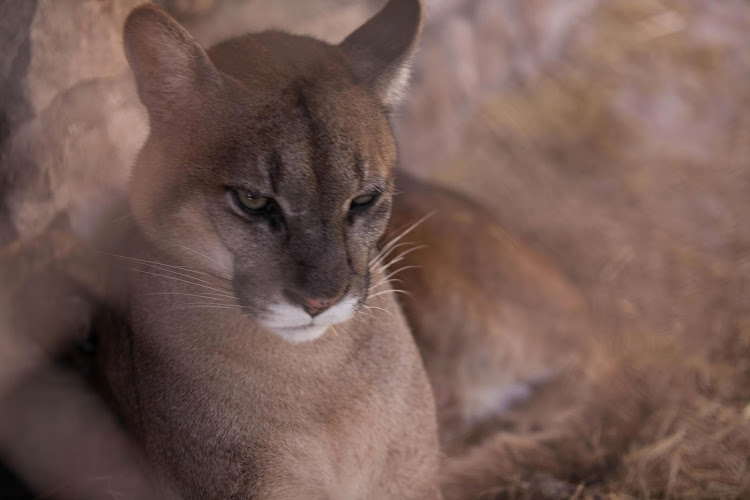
303, 292, 345, 317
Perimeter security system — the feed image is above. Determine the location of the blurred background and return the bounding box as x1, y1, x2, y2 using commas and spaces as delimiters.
1, 0, 749, 497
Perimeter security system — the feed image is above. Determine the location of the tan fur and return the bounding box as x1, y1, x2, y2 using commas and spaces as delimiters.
389, 172, 648, 498
100, 2, 645, 498
96, 236, 438, 499
94, 2, 439, 498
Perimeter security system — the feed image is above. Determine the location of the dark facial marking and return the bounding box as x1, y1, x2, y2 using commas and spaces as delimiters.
353, 151, 366, 188
267, 149, 283, 195
290, 80, 366, 198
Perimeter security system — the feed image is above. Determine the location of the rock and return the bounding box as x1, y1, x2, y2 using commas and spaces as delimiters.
0, 0, 146, 243
24, 0, 141, 115
3, 75, 146, 241
0, 0, 37, 141
0, 0, 38, 244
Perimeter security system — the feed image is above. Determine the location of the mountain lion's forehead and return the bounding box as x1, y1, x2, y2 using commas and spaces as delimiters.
212, 80, 393, 175
210, 89, 392, 200
208, 31, 357, 93
205, 32, 396, 183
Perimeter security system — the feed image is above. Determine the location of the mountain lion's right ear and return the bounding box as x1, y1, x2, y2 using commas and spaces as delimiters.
339, 0, 423, 111
123, 4, 221, 121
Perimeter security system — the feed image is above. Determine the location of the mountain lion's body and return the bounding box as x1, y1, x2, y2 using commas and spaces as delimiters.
89, 1, 647, 498
96, 223, 437, 499
94, 1, 439, 498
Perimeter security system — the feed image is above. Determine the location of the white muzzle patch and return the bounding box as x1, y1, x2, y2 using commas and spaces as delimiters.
261, 297, 358, 343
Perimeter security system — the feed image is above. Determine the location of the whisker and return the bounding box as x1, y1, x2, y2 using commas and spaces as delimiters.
167, 304, 246, 312
370, 212, 435, 267
100, 252, 209, 276
372, 242, 427, 270
185, 267, 233, 285
355, 308, 378, 322
102, 251, 233, 286
115, 266, 234, 295
368, 277, 405, 292
374, 265, 422, 285
329, 324, 339, 337
368, 289, 413, 300
145, 292, 236, 301
380, 244, 428, 268
175, 302, 245, 308
126, 261, 224, 287
369, 242, 413, 268
160, 240, 232, 272
363, 304, 396, 320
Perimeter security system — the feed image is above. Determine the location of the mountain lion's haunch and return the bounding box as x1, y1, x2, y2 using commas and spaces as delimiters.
94, 1, 439, 498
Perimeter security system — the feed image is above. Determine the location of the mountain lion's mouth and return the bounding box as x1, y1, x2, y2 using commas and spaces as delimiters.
260, 296, 359, 343
268, 324, 330, 343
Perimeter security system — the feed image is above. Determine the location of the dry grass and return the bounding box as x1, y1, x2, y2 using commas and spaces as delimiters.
419, 0, 750, 497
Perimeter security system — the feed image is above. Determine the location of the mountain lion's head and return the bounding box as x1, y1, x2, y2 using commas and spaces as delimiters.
123, 0, 422, 342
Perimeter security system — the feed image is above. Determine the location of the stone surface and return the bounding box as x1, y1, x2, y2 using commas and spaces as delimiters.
0, 0, 146, 244
0, 0, 38, 244
24, 0, 141, 115
0, 0, 37, 139
3, 75, 145, 240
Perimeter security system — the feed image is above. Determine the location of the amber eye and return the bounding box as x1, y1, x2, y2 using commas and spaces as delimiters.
351, 193, 376, 208
231, 189, 271, 212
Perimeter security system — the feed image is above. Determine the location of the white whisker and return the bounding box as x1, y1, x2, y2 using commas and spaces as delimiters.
127, 261, 224, 287
116, 266, 234, 295
368, 288, 413, 300
167, 304, 246, 312
369, 242, 412, 268
369, 277, 405, 292
355, 308, 378, 322
100, 252, 209, 276
370, 212, 435, 267
372, 242, 427, 270
145, 292, 236, 301
102, 251, 233, 287
381, 244, 428, 269
374, 265, 422, 285
363, 304, 396, 320
160, 240, 232, 272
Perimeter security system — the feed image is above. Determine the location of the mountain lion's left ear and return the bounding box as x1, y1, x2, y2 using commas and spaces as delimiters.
339, 0, 423, 111
123, 5, 221, 123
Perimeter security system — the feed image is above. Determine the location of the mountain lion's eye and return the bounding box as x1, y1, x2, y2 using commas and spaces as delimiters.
231, 189, 271, 213
351, 193, 376, 209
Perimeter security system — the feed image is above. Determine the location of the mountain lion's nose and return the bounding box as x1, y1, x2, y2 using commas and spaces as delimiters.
302, 292, 345, 317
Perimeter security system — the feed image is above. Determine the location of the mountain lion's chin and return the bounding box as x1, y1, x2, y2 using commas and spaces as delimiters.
259, 296, 360, 343
269, 324, 330, 344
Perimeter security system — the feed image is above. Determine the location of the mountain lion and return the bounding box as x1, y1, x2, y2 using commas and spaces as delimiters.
86, 0, 645, 498
94, 1, 439, 498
